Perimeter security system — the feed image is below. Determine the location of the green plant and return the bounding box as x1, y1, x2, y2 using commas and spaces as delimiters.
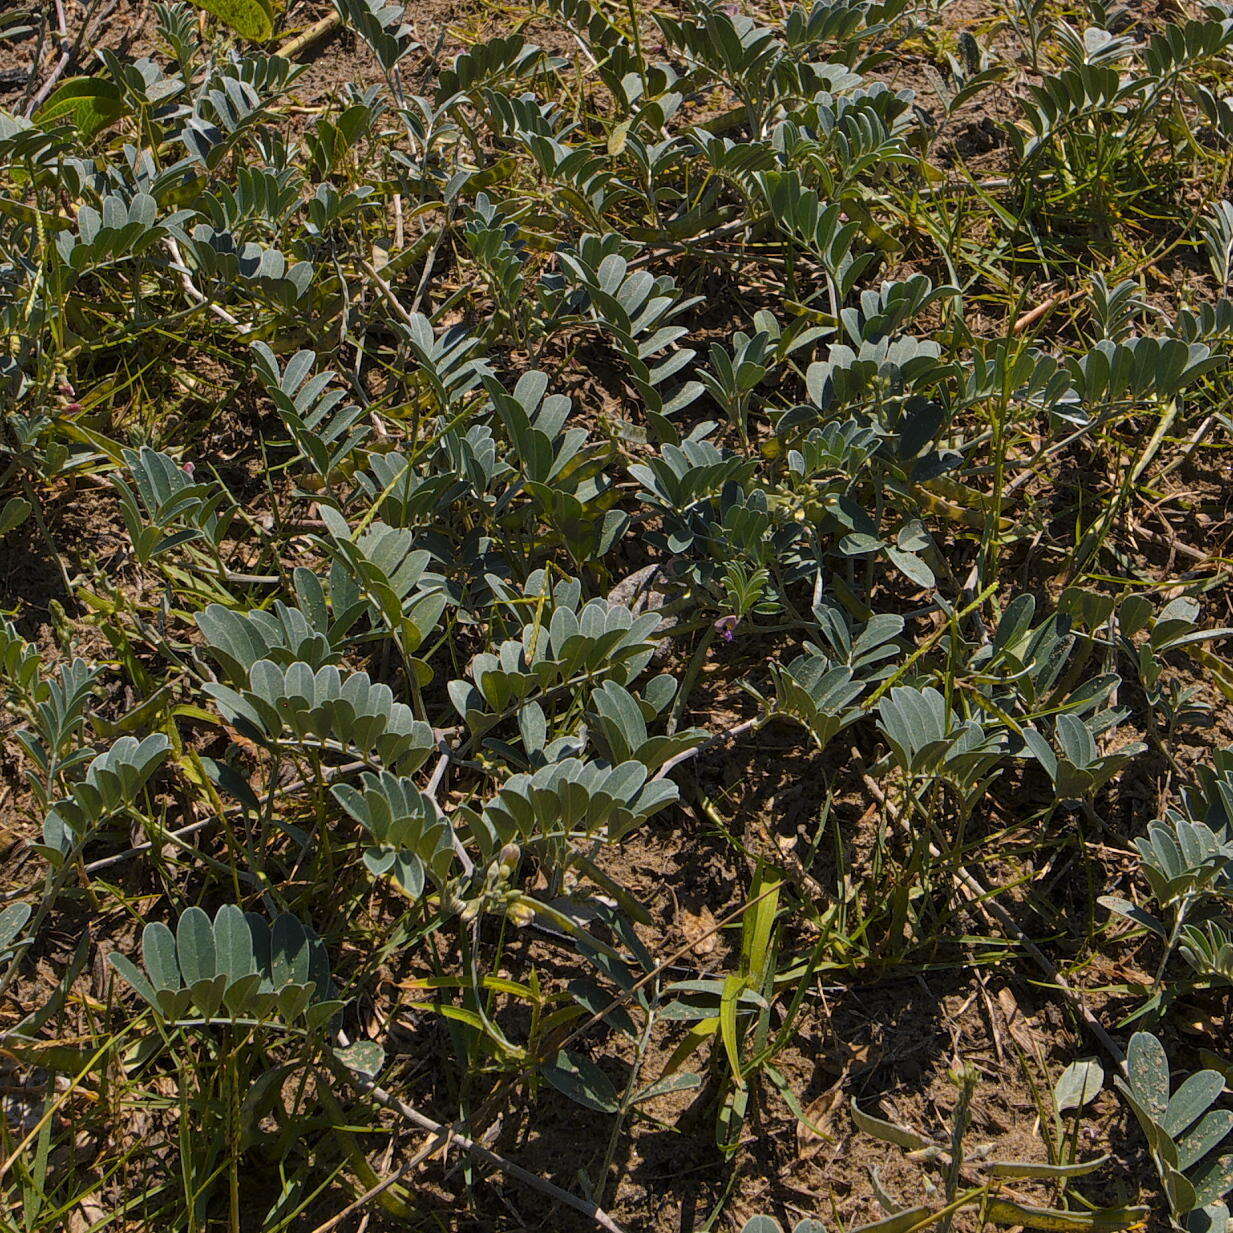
5, 0, 1233, 1224
1117, 1032, 1233, 1232
109, 904, 340, 1029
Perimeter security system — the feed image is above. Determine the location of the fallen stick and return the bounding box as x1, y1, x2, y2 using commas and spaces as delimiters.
654, 714, 766, 779
164, 238, 247, 330
276, 12, 343, 60
1011, 290, 1072, 335
306, 1126, 445, 1233
328, 1036, 629, 1233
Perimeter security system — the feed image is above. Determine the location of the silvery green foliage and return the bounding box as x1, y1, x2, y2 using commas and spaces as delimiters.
1117, 1032, 1233, 1233
113, 446, 232, 562
475, 88, 569, 144
837, 274, 959, 347
698, 329, 772, 438
55, 190, 185, 271
179, 58, 304, 168
741, 1219, 826, 1233
521, 131, 631, 216
776, 84, 916, 197
333, 0, 417, 70
398, 312, 490, 409
473, 756, 678, 860
809, 604, 904, 675
448, 573, 662, 736
0, 903, 32, 966
1021, 712, 1146, 806
251, 345, 369, 482
923, 29, 1005, 123
1136, 814, 1233, 908
771, 655, 864, 750
967, 595, 1079, 716
5, 648, 163, 866
97, 49, 186, 111
195, 568, 360, 683
0, 619, 46, 704
353, 445, 486, 529
1102, 804, 1233, 988
1089, 275, 1154, 342
1183, 748, 1233, 836
1010, 63, 1139, 160
197, 166, 302, 235
1144, 16, 1233, 79
485, 371, 630, 562
838, 513, 936, 589
483, 371, 585, 488
463, 194, 532, 327
155, 1, 200, 70
205, 661, 435, 771
1179, 920, 1233, 984
109, 905, 340, 1029
760, 170, 875, 306
655, 0, 902, 138
42, 735, 172, 856
179, 224, 313, 307
803, 333, 948, 412
12, 660, 99, 802
876, 686, 1004, 785
656, 3, 787, 136
1119, 595, 1233, 737
584, 680, 706, 771
1055, 1057, 1105, 1114
556, 237, 703, 440
1173, 292, 1233, 342
691, 130, 779, 197
315, 513, 449, 667
1189, 79, 1233, 143
433, 34, 554, 107
1064, 338, 1221, 408
332, 771, 456, 897
630, 437, 755, 518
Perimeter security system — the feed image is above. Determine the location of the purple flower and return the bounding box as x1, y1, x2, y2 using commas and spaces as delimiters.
714, 614, 740, 642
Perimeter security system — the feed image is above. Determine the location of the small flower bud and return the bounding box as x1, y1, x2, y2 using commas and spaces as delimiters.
507, 902, 534, 928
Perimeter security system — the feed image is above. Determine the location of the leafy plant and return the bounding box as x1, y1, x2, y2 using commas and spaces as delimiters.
7, 0, 1233, 1224
1116, 1032, 1233, 1232
109, 905, 341, 1029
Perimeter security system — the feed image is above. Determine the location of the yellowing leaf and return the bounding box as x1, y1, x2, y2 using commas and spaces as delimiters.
986, 1200, 1148, 1232
608, 118, 633, 156
719, 971, 745, 1086
190, 0, 275, 41
36, 77, 125, 138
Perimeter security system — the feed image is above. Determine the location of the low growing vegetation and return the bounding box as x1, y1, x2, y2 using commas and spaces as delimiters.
5, 0, 1233, 1227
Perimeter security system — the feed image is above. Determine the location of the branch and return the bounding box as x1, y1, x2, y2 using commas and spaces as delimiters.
328, 1037, 628, 1233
